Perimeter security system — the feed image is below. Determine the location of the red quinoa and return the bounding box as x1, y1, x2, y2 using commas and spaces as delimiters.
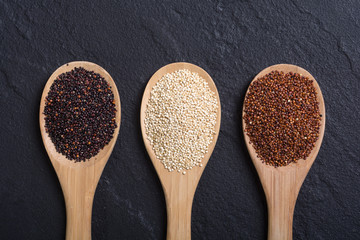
244, 70, 321, 167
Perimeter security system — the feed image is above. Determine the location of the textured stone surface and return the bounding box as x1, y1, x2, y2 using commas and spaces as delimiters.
0, 0, 359, 239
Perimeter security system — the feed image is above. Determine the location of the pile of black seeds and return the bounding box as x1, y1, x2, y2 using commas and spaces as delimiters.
44, 67, 117, 162
244, 71, 321, 167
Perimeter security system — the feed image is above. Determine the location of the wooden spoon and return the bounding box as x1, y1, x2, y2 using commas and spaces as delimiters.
242, 64, 325, 240
140, 62, 221, 240
39, 61, 121, 240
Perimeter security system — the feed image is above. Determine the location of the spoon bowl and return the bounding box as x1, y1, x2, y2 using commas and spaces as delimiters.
40, 61, 121, 240
140, 62, 221, 240
242, 64, 325, 240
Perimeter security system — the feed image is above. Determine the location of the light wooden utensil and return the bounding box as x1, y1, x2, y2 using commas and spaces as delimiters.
140, 62, 221, 240
243, 64, 325, 240
39, 61, 121, 240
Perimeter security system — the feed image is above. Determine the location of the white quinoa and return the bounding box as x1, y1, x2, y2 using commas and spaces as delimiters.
145, 69, 218, 173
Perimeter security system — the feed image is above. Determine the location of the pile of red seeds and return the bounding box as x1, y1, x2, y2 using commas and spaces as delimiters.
244, 71, 321, 167
44, 67, 117, 162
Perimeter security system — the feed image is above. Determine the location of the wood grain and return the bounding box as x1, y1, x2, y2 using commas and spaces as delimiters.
242, 64, 325, 240
39, 61, 121, 240
140, 62, 221, 240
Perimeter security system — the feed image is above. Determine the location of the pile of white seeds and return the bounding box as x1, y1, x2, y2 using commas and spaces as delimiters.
145, 69, 218, 174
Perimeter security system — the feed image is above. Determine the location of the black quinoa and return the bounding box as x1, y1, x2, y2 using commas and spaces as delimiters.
244, 71, 321, 167
44, 67, 117, 162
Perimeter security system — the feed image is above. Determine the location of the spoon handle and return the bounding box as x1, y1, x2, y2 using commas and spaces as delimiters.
164, 181, 195, 240
58, 168, 100, 240
65, 191, 94, 240
265, 171, 300, 240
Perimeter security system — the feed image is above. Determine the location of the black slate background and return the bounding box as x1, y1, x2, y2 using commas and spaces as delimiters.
1, 0, 359, 239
